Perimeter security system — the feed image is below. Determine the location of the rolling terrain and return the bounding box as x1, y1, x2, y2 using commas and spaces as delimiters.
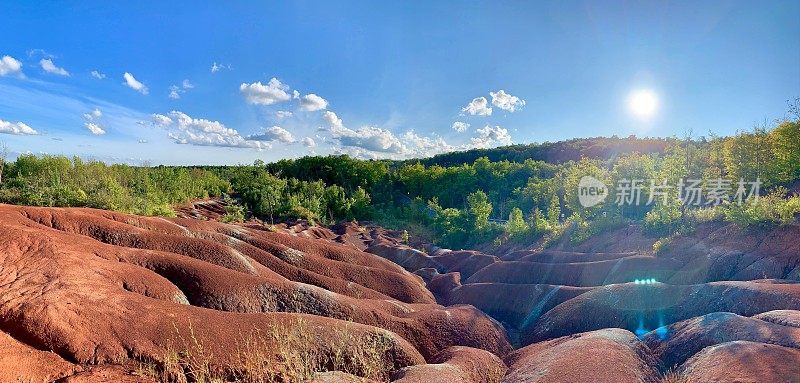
2, 201, 800, 382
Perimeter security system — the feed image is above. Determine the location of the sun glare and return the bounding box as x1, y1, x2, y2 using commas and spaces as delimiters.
628, 89, 659, 120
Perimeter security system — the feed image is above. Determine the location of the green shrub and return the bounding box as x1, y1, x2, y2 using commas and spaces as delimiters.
643, 200, 683, 236
570, 214, 628, 245
506, 207, 529, 237
723, 190, 800, 227
221, 195, 246, 223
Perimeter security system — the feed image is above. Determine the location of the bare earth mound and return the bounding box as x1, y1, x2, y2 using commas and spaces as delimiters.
0, 205, 508, 382
366, 221, 800, 381
4, 204, 800, 381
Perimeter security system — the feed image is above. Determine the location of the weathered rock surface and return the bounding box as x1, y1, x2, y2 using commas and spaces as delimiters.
391, 346, 507, 383
502, 329, 658, 383
5, 203, 800, 382
0, 205, 509, 381
680, 341, 800, 383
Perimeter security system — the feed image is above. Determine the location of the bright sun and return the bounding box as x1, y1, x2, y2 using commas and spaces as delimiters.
628, 89, 658, 120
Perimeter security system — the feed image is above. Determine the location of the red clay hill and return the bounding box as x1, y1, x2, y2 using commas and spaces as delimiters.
2, 202, 800, 382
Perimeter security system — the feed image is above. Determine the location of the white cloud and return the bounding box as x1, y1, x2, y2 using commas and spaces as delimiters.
168, 80, 195, 99
91, 70, 106, 79
292, 90, 300, 99
275, 110, 293, 119
84, 122, 106, 135
336, 125, 407, 154
451, 121, 470, 132
299, 93, 328, 112
82, 108, 106, 135
169, 86, 181, 99
461, 96, 492, 116
26, 49, 53, 59
123, 72, 149, 94
152, 110, 267, 149
321, 110, 512, 159
323, 111, 406, 154
402, 130, 454, 157
240, 78, 292, 105
323, 111, 345, 131
301, 137, 316, 148
40, 59, 69, 76
490, 90, 525, 112
0, 119, 38, 135
83, 108, 102, 120
211, 62, 230, 73
151, 113, 173, 126
247, 126, 295, 143
0, 56, 23, 77
471, 125, 512, 148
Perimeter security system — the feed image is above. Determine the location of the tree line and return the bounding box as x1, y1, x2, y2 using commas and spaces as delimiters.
0, 102, 797, 249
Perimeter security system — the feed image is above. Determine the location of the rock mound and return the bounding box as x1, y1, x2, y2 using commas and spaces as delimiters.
0, 205, 509, 381
503, 329, 658, 383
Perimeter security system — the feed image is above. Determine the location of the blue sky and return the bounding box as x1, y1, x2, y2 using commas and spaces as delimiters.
0, 1, 798, 165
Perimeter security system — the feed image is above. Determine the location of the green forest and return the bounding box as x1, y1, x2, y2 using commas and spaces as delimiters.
2, 107, 798, 250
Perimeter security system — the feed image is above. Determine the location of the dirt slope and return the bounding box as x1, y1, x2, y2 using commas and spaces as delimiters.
0, 204, 509, 382
367, 221, 800, 382
5, 203, 800, 382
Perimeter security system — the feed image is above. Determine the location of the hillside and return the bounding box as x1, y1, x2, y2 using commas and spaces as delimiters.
3, 204, 800, 382
408, 136, 675, 167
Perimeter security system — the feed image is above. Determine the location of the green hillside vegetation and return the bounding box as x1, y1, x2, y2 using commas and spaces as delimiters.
1, 102, 798, 250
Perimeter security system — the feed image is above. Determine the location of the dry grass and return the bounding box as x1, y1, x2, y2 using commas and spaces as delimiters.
136, 319, 396, 383
659, 368, 687, 383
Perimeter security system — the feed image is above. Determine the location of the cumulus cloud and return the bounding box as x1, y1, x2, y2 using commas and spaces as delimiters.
275, 111, 293, 119
471, 125, 512, 148
0, 55, 23, 77
461, 96, 492, 116
84, 122, 106, 135
123, 72, 149, 94
0, 119, 38, 135
292, 90, 300, 99
490, 90, 525, 112
182, 79, 194, 89
451, 121, 470, 132
323, 111, 345, 131
40, 59, 69, 76
340, 126, 407, 154
322, 111, 406, 155
240, 78, 291, 105
299, 93, 328, 112
151, 113, 173, 126
82, 108, 106, 135
90, 70, 106, 79
247, 126, 295, 143
320, 110, 514, 159
402, 130, 454, 157
301, 137, 316, 148
152, 110, 267, 149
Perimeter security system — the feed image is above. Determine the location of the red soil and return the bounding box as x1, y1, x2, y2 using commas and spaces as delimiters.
366, 220, 800, 381
5, 203, 800, 382
503, 328, 659, 383
0, 204, 508, 382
